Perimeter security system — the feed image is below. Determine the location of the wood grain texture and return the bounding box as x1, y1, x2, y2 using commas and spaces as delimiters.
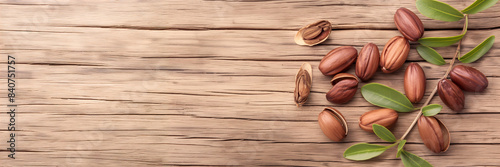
1, 0, 500, 166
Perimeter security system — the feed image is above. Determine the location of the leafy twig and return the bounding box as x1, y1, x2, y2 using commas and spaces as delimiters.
399, 14, 468, 140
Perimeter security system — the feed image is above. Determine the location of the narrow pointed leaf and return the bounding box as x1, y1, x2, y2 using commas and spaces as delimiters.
396, 140, 406, 158
344, 143, 389, 161
400, 151, 433, 167
361, 83, 414, 112
372, 124, 396, 142
422, 104, 443, 116
459, 36, 495, 63
416, 45, 446, 65
416, 0, 464, 22
418, 15, 468, 47
462, 0, 499, 14
418, 34, 464, 47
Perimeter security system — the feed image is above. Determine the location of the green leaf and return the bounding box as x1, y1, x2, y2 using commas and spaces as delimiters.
372, 124, 396, 142
459, 36, 495, 63
462, 0, 499, 14
422, 104, 443, 116
344, 143, 389, 161
416, 45, 446, 65
361, 83, 414, 112
396, 140, 406, 158
416, 0, 464, 22
400, 151, 433, 167
418, 34, 464, 47
418, 15, 468, 47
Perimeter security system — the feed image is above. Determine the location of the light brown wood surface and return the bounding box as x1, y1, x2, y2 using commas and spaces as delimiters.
1, 0, 500, 166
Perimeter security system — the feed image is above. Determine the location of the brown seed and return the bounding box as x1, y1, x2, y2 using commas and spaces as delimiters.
295, 20, 332, 46
437, 79, 465, 111
326, 73, 359, 104
355, 43, 380, 82
319, 46, 358, 76
294, 63, 312, 106
318, 107, 348, 141
380, 36, 410, 73
302, 26, 322, 40
394, 7, 424, 41
418, 116, 450, 153
404, 63, 426, 103
359, 109, 398, 133
450, 65, 488, 92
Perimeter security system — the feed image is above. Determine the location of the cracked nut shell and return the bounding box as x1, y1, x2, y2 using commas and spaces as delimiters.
295, 20, 332, 46
294, 63, 313, 106
326, 73, 359, 104
318, 107, 348, 141
418, 116, 450, 153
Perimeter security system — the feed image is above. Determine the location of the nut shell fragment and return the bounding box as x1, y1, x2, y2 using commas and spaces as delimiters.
326, 73, 359, 104
295, 20, 332, 46
318, 107, 348, 141
418, 116, 450, 153
294, 63, 313, 106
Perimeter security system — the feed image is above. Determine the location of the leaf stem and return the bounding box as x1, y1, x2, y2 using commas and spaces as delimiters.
399, 14, 468, 140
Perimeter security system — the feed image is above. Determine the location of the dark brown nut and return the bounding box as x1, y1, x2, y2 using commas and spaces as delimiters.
295, 20, 332, 46
394, 7, 424, 41
326, 73, 359, 104
450, 65, 488, 92
380, 36, 410, 73
318, 107, 348, 141
404, 63, 426, 103
437, 79, 465, 111
418, 116, 450, 153
319, 46, 358, 76
359, 108, 398, 133
355, 43, 380, 82
294, 63, 312, 106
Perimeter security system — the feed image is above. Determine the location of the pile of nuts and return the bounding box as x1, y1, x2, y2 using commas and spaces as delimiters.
293, 7, 489, 153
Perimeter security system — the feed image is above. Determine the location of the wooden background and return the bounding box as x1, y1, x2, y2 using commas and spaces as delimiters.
1, 0, 499, 166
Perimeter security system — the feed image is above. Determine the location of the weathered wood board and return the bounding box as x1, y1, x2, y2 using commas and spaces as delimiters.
1, 0, 500, 166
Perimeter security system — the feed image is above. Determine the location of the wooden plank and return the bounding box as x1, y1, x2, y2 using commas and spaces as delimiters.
1, 0, 500, 30
1, 0, 500, 166
1, 28, 499, 61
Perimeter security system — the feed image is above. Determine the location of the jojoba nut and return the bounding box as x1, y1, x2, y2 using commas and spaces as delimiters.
295, 20, 332, 46
394, 7, 424, 41
359, 108, 398, 133
450, 65, 488, 92
437, 79, 465, 111
326, 73, 359, 104
318, 107, 348, 141
418, 116, 450, 153
404, 63, 426, 103
356, 43, 380, 82
294, 63, 313, 106
319, 46, 358, 76
380, 36, 410, 73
